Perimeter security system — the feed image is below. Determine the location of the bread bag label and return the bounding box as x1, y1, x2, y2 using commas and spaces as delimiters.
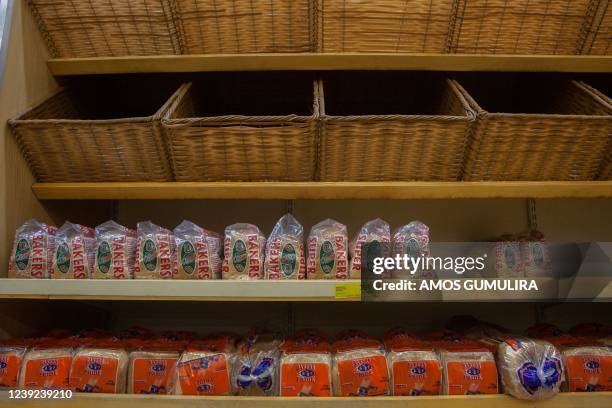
265, 214, 306, 280
131, 357, 178, 394
565, 354, 612, 392
445, 360, 498, 394
231, 239, 248, 273
23, 357, 71, 389
222, 224, 265, 280
392, 359, 441, 396
96, 236, 129, 279
174, 221, 221, 280
17, 234, 46, 278
70, 355, 120, 393
53, 236, 89, 279
336, 355, 389, 396
0, 354, 22, 388
280, 362, 331, 396
177, 354, 231, 395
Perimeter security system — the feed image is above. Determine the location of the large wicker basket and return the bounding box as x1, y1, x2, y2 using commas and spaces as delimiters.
457, 77, 611, 181
448, 0, 594, 54
9, 79, 182, 182
580, 81, 612, 180
580, 0, 611, 55
318, 0, 458, 53
176, 0, 314, 53
28, 0, 182, 57
318, 73, 475, 181
163, 74, 319, 181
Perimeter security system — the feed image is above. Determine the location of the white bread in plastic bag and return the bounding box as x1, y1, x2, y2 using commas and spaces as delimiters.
562, 346, 611, 392
19, 347, 72, 389
307, 219, 349, 279
265, 214, 306, 280
51, 222, 95, 279
93, 220, 136, 279
8, 219, 57, 279
349, 218, 391, 279
233, 331, 282, 396
440, 350, 498, 395
222, 224, 266, 280
392, 221, 431, 279
0, 345, 27, 389
69, 347, 129, 393
134, 221, 176, 279
173, 220, 222, 280
128, 349, 180, 394
519, 231, 552, 278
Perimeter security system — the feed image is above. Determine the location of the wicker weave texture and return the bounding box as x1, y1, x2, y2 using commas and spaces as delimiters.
459, 80, 611, 181
449, 0, 592, 54
318, 0, 457, 52
9, 86, 181, 182
318, 78, 474, 181
164, 81, 319, 181
28, 0, 182, 57
177, 0, 314, 53
580, 81, 612, 180
581, 0, 611, 55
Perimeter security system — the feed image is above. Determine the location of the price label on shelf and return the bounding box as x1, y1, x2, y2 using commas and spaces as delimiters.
334, 282, 361, 299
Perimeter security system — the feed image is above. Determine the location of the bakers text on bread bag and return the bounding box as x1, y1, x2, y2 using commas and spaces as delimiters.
174, 335, 238, 395
497, 337, 564, 400
222, 223, 266, 280
8, 219, 57, 279
134, 221, 177, 279
265, 214, 306, 280
349, 218, 391, 279
173, 220, 222, 280
332, 330, 389, 396
128, 340, 183, 394
233, 330, 282, 396
307, 219, 349, 280
0, 340, 28, 389
440, 350, 498, 395
384, 328, 441, 396
280, 329, 331, 397
51, 222, 95, 279
19, 344, 73, 389
93, 221, 136, 279
392, 221, 431, 279
69, 340, 129, 393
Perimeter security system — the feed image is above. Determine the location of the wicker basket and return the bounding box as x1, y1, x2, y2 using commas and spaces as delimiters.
176, 0, 314, 53
318, 0, 458, 53
318, 73, 475, 181
457, 77, 611, 181
163, 74, 319, 181
9, 79, 182, 182
28, 0, 182, 57
449, 0, 594, 54
580, 81, 612, 180
580, 0, 611, 55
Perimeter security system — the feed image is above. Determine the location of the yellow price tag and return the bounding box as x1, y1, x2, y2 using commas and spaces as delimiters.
334, 282, 361, 299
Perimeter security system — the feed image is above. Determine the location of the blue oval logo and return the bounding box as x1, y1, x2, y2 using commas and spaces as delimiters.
357, 363, 372, 373
42, 363, 57, 372
151, 364, 166, 372
466, 367, 480, 376
197, 383, 212, 391
586, 360, 600, 370
411, 366, 426, 375
0, 362, 7, 369
88, 362, 102, 371
299, 369, 315, 378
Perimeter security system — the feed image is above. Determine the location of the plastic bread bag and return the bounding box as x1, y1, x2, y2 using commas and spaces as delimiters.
93, 220, 136, 279
349, 218, 391, 279
332, 330, 389, 396
0, 340, 29, 389
519, 230, 552, 278
265, 214, 306, 280
392, 221, 431, 279
19, 344, 73, 389
222, 223, 266, 280
174, 335, 238, 395
383, 328, 441, 396
51, 222, 95, 279
440, 350, 499, 395
497, 337, 564, 400
233, 330, 282, 396
69, 340, 129, 393
128, 340, 183, 394
280, 329, 332, 396
562, 345, 612, 392
493, 235, 524, 278
134, 221, 176, 279
306, 219, 349, 280
8, 219, 57, 279
173, 220, 222, 280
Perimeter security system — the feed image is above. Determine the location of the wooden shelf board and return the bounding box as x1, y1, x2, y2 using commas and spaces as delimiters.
47, 53, 612, 75
31, 181, 612, 200
1, 392, 611, 408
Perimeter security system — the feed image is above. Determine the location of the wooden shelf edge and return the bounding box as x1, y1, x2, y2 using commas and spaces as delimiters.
1, 392, 610, 408
31, 181, 612, 200
47, 53, 612, 75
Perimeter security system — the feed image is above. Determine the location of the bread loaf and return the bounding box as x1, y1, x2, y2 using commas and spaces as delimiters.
265, 214, 306, 280
332, 330, 389, 396
173, 220, 221, 280
0, 344, 27, 389
127, 349, 180, 394
134, 221, 176, 279
520, 231, 552, 278
280, 329, 331, 396
497, 338, 564, 400
19, 347, 72, 389
222, 224, 266, 280
93, 221, 136, 279
349, 219, 391, 279
493, 235, 524, 278
392, 221, 431, 279
8, 219, 57, 279
307, 219, 349, 280
562, 346, 611, 392
440, 350, 498, 395
175, 336, 237, 395
51, 222, 95, 279
69, 346, 129, 393
234, 331, 282, 396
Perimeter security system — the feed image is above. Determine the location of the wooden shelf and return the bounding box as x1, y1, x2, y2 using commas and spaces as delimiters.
31, 181, 612, 200
47, 53, 612, 75
0, 279, 361, 301
1, 392, 611, 408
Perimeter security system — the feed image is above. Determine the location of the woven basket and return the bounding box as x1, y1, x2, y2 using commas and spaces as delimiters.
457, 77, 611, 181
176, 0, 314, 53
449, 0, 594, 54
580, 0, 611, 55
318, 0, 458, 53
580, 82, 612, 179
9, 79, 182, 182
163, 75, 319, 181
28, 0, 182, 57
318, 74, 475, 181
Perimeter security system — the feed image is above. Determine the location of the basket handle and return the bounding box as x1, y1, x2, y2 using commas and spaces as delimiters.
159, 82, 193, 121
450, 79, 487, 119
